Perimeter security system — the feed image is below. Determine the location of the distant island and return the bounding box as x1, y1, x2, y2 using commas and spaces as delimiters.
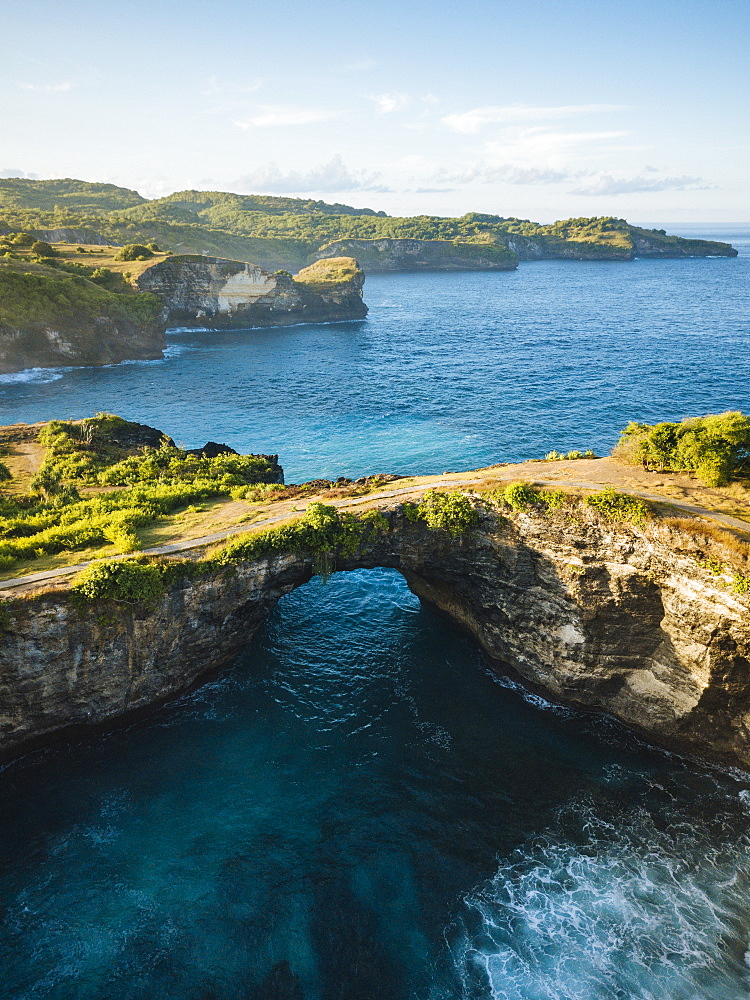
0, 177, 738, 273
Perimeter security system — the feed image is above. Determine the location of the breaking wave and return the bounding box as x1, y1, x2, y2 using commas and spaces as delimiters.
449, 793, 750, 1000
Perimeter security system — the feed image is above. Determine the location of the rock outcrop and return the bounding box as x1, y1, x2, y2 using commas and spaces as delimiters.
1, 502, 749, 766
504, 228, 738, 261
0, 254, 368, 373
136, 255, 368, 328
0, 269, 166, 374
311, 238, 518, 272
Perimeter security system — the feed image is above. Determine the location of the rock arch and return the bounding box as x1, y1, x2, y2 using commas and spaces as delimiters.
1, 505, 749, 766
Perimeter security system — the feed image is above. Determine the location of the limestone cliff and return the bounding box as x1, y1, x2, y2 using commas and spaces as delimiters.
311, 238, 518, 272
136, 255, 367, 328
0, 268, 166, 375
1, 502, 749, 767
504, 228, 738, 261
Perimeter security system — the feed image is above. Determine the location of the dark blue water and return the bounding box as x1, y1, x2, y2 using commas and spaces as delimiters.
1, 234, 750, 998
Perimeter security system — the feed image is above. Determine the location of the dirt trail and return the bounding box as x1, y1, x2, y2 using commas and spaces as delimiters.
1, 463, 748, 594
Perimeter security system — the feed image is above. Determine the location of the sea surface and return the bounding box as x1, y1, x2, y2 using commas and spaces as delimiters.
1, 230, 750, 999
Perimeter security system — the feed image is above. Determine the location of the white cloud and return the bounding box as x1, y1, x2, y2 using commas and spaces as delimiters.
17, 81, 71, 93
446, 163, 576, 186
571, 173, 711, 195
235, 154, 391, 194
233, 106, 338, 128
370, 92, 410, 114
203, 76, 262, 96
442, 103, 626, 134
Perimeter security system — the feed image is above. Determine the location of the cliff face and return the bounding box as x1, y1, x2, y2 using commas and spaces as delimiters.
505, 228, 738, 261
0, 269, 165, 375
1, 504, 749, 766
311, 238, 518, 272
136, 255, 367, 328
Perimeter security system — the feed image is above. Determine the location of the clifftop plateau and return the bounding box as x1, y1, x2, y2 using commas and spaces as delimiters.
0, 178, 737, 273
0, 415, 749, 768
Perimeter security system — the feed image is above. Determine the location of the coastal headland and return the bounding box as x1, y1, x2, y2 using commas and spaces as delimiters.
1, 416, 749, 769
0, 241, 367, 374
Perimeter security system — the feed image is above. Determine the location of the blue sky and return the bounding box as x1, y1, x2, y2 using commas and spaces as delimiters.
1, 0, 747, 222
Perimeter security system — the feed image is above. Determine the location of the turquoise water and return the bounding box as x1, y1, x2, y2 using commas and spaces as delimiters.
1, 233, 750, 998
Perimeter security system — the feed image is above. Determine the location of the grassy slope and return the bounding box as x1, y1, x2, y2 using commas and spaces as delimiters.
0, 179, 735, 266
0, 260, 162, 331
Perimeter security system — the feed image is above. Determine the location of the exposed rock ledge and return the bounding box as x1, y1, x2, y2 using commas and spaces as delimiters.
136, 255, 368, 328
1, 503, 749, 767
0, 255, 367, 375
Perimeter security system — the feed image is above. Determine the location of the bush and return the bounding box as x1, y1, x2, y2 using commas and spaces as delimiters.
585, 487, 649, 525
71, 558, 166, 604
502, 481, 542, 511
0, 462, 11, 482
115, 243, 154, 261
31, 240, 55, 256
614, 412, 750, 486
219, 503, 388, 576
413, 490, 478, 535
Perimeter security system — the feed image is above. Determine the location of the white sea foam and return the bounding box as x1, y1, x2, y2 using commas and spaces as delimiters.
450, 800, 750, 999
488, 670, 575, 717
0, 366, 68, 384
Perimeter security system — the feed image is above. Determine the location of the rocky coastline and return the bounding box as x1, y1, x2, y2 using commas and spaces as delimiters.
1, 499, 749, 769
0, 254, 367, 375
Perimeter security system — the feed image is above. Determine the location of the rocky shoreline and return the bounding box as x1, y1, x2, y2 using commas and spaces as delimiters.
1, 499, 749, 769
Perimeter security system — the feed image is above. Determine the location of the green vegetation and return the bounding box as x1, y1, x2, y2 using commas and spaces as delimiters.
404, 490, 479, 534
584, 487, 649, 526
30, 240, 55, 257
115, 243, 154, 261
0, 268, 162, 330
494, 481, 567, 513
0, 415, 282, 572
0, 179, 734, 271
293, 257, 362, 291
544, 449, 596, 461
614, 412, 750, 486
0, 463, 11, 483
72, 558, 166, 605
219, 502, 388, 578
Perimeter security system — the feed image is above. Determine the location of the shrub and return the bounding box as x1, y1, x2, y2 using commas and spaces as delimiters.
614, 412, 750, 486
115, 243, 154, 261
502, 481, 542, 511
31, 240, 55, 256
219, 503, 388, 576
585, 487, 649, 526
0, 462, 11, 482
733, 573, 750, 595
414, 490, 478, 535
71, 558, 165, 604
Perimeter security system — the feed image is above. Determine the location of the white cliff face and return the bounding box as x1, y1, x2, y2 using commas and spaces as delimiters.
213, 265, 278, 312
136, 255, 367, 327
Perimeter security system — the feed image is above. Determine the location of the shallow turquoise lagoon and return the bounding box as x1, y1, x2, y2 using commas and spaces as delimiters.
1, 233, 749, 998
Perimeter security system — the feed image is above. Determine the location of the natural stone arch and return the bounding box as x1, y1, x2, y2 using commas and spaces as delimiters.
1, 505, 749, 766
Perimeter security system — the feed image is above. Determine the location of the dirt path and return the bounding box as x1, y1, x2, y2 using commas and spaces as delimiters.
1, 470, 748, 594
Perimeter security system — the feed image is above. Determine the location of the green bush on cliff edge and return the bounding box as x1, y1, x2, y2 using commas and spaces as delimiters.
71, 558, 166, 604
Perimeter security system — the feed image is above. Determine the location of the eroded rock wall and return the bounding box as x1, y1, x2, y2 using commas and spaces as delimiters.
1, 505, 749, 765
136, 255, 367, 328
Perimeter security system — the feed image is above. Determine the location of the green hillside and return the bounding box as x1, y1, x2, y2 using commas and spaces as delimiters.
0, 178, 737, 270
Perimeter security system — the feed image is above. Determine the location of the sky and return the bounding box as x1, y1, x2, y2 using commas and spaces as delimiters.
1, 0, 748, 223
